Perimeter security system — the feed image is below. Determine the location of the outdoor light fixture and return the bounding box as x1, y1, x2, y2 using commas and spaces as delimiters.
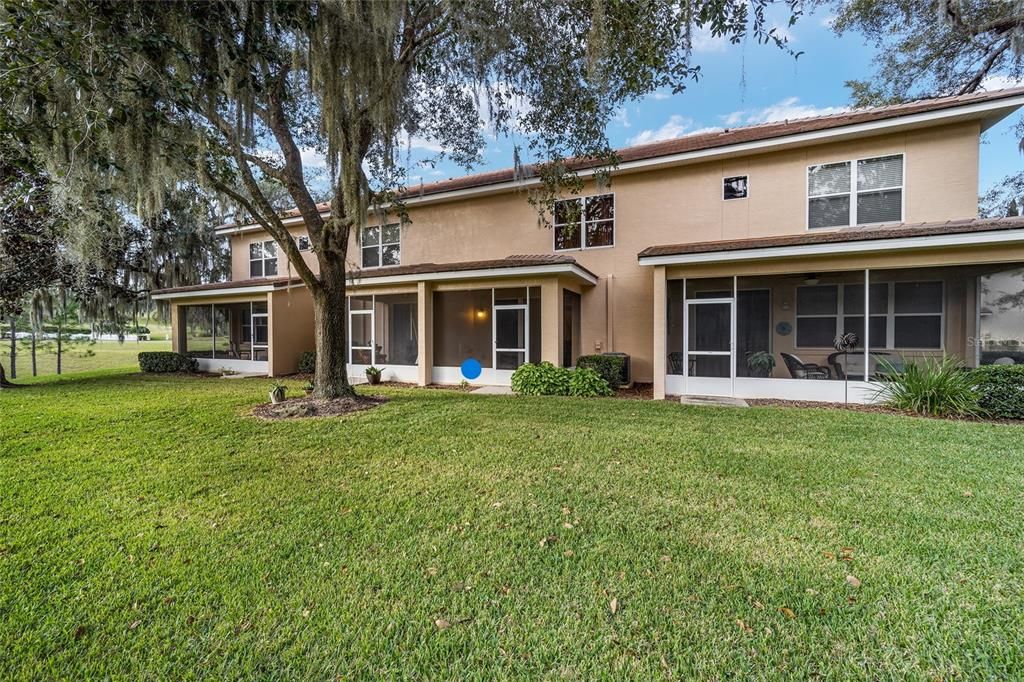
803, 273, 820, 285
475, 309, 487, 320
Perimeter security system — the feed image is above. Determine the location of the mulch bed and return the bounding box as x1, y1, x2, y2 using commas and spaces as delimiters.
613, 383, 654, 400
251, 394, 388, 420
746, 398, 1021, 424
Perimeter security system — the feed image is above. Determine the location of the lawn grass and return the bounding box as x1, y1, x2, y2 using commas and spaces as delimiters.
2, 370, 1023, 678
2, 338, 171, 377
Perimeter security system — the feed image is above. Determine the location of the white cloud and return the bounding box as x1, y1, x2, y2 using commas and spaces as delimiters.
980, 74, 1024, 91
649, 91, 672, 101
721, 97, 849, 126
299, 147, 328, 169
628, 115, 692, 145
406, 135, 445, 153
627, 115, 723, 145
770, 23, 793, 43
691, 25, 727, 53
612, 106, 630, 128
820, 14, 837, 28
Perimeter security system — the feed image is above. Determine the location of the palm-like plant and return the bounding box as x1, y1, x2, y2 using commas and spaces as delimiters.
872, 357, 980, 417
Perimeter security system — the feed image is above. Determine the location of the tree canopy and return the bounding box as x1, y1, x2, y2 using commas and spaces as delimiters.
823, 0, 1024, 216
2, 0, 799, 397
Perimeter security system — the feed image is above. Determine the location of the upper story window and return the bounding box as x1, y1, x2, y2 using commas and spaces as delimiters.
249, 240, 278, 278
361, 224, 400, 268
807, 154, 903, 229
554, 193, 614, 251
296, 234, 311, 251
723, 176, 748, 200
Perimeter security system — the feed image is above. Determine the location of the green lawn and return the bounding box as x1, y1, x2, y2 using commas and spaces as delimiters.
3, 338, 171, 377
2, 371, 1023, 678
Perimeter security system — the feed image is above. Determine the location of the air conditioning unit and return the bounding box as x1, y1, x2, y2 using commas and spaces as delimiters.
602, 352, 631, 388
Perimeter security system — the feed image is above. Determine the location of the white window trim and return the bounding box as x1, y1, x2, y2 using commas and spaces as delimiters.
795, 279, 944, 351
360, 224, 401, 269
806, 153, 905, 230
722, 175, 749, 201
553, 193, 616, 252
249, 240, 279, 278
296, 234, 311, 252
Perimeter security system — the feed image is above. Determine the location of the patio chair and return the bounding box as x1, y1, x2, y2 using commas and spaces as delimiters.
781, 352, 831, 380
667, 352, 687, 374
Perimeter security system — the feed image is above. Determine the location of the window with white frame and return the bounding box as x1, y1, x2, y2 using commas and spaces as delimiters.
296, 234, 311, 251
249, 240, 278, 278
361, 224, 401, 268
807, 154, 903, 229
554, 194, 614, 251
796, 280, 942, 349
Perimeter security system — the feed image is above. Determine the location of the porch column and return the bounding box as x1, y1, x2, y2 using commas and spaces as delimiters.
417, 281, 433, 386
540, 279, 561, 365
169, 303, 181, 353
653, 266, 667, 400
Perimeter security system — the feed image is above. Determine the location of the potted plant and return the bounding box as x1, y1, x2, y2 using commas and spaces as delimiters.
303, 380, 315, 396
269, 382, 286, 404
745, 350, 776, 378
365, 366, 383, 385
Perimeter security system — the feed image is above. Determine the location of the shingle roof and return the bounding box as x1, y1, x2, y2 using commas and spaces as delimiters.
401, 87, 1024, 199
220, 87, 1024, 229
637, 216, 1024, 260
152, 255, 595, 296
349, 254, 596, 280
152, 276, 302, 296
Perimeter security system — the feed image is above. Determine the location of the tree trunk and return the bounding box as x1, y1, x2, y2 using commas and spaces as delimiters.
31, 332, 36, 376
312, 254, 355, 400
56, 320, 62, 375
8, 317, 15, 380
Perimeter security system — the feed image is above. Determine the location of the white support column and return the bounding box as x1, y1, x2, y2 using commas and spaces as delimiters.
864, 268, 870, 380
417, 281, 432, 386
653, 266, 667, 400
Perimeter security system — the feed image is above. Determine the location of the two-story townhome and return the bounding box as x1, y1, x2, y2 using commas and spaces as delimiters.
153, 87, 1024, 403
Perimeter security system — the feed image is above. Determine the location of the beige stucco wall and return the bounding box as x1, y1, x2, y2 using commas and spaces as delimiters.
269, 287, 316, 376
224, 121, 983, 382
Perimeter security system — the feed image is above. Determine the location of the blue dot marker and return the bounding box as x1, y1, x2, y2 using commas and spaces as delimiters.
460, 358, 482, 380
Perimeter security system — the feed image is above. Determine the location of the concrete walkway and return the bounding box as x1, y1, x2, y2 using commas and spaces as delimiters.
679, 395, 749, 407
470, 385, 514, 395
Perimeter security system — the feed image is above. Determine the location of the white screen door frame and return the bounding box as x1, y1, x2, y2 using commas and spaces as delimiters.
492, 289, 529, 379
683, 296, 736, 397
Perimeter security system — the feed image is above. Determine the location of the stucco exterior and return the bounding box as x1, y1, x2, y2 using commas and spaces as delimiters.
224, 121, 984, 383
152, 91, 1024, 398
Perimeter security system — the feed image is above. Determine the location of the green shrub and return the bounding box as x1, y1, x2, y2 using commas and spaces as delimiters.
138, 352, 198, 373
873, 357, 980, 417
297, 351, 316, 374
511, 362, 571, 396
973, 364, 1024, 419
576, 354, 626, 388
568, 367, 613, 397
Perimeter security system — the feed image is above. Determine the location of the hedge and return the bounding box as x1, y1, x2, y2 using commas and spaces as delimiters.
575, 354, 626, 388
510, 362, 612, 398
298, 351, 316, 374
138, 352, 198, 374
973, 364, 1024, 419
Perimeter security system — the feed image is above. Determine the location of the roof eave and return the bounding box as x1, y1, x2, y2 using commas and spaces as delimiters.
636, 227, 1024, 267
215, 92, 1024, 235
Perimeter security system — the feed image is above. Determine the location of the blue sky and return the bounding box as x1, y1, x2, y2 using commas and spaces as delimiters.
393, 7, 1021, 197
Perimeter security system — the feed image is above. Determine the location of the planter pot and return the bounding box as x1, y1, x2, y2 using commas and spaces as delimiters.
269, 387, 286, 404
366, 373, 382, 385
304, 388, 314, 396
